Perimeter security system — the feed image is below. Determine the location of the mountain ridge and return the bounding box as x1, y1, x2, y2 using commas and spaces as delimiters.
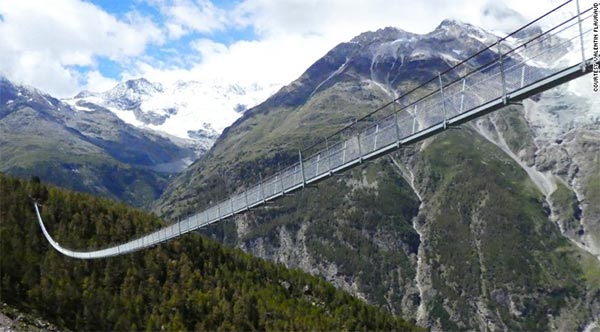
153, 19, 600, 330
0, 77, 198, 208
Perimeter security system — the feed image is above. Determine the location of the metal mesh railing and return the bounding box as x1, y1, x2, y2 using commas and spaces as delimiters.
34, 0, 597, 259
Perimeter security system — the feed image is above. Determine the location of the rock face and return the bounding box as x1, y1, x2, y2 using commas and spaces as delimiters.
475, 86, 600, 260
0, 302, 67, 332
154, 22, 599, 330
0, 77, 197, 208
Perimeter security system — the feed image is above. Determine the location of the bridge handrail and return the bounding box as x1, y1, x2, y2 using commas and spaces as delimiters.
33, 0, 597, 258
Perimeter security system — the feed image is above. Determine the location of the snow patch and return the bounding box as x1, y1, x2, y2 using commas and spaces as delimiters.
310, 58, 350, 99
441, 52, 461, 64
62, 99, 94, 112
583, 320, 599, 332
41, 95, 53, 107
105, 106, 145, 127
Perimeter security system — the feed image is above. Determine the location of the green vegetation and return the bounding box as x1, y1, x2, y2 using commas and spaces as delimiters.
0, 95, 189, 209
6, 159, 168, 210
491, 106, 534, 154
202, 158, 422, 315
579, 249, 600, 289
585, 172, 600, 216
151, 47, 600, 329
416, 128, 595, 330
550, 181, 581, 234
0, 174, 420, 331
583, 171, 600, 246
0, 129, 169, 209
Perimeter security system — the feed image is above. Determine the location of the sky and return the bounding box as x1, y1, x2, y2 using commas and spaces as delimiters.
0, 0, 565, 98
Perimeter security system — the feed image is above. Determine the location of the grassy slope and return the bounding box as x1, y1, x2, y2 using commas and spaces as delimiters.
0, 107, 169, 208
0, 174, 419, 331
416, 128, 598, 330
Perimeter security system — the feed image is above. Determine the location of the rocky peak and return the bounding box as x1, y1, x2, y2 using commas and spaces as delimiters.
430, 18, 495, 43
1, 77, 63, 114
350, 27, 416, 45
73, 90, 96, 99
436, 18, 467, 29
123, 78, 163, 94
512, 25, 543, 41
104, 78, 161, 103
101, 78, 163, 110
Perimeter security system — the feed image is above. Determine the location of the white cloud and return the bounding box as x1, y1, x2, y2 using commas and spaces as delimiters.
191, 38, 228, 58
133, 0, 560, 92
83, 70, 120, 93
1, 0, 569, 99
0, 0, 163, 97
157, 0, 227, 38
232, 0, 561, 39
130, 32, 335, 91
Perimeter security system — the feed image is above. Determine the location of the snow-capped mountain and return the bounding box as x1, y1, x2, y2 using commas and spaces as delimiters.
64, 78, 279, 147
156, 18, 599, 331
0, 76, 200, 207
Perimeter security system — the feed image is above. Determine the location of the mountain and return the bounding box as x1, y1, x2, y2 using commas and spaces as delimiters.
0, 77, 198, 208
0, 174, 419, 331
65, 78, 279, 148
154, 21, 600, 331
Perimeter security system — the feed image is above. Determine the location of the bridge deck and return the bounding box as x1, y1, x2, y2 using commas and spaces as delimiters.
34, 0, 599, 259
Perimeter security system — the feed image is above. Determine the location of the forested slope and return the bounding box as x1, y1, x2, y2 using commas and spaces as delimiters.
0, 174, 419, 331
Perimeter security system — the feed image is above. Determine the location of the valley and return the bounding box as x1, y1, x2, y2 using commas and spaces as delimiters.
1, 3, 599, 330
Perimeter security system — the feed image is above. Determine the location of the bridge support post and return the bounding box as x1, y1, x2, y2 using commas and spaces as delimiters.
576, 0, 586, 72
217, 205, 221, 221
316, 153, 320, 176
520, 66, 526, 88
394, 112, 400, 147
325, 137, 332, 175
412, 105, 417, 134
259, 174, 266, 203
459, 79, 466, 112
230, 198, 234, 216
244, 190, 249, 211
373, 125, 379, 150
497, 39, 507, 104
438, 73, 447, 128
299, 150, 306, 187
358, 133, 363, 163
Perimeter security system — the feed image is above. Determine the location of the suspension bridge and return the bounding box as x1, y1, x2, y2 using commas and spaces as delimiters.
34, 0, 599, 259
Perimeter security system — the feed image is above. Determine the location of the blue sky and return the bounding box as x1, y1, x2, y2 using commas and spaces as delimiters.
0, 0, 561, 98
89, 0, 257, 81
